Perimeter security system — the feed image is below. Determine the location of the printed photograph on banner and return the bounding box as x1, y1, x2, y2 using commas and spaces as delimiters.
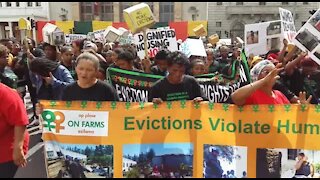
314, 46, 320, 59
295, 29, 319, 52
45, 141, 114, 178
246, 30, 259, 44
267, 37, 281, 52
122, 143, 193, 178
267, 21, 282, 36
256, 148, 320, 178
203, 145, 247, 178
308, 10, 320, 32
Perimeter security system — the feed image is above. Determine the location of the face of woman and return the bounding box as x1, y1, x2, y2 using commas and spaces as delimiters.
75, 59, 98, 85
72, 42, 80, 55
192, 63, 205, 76
61, 50, 73, 64
258, 66, 273, 80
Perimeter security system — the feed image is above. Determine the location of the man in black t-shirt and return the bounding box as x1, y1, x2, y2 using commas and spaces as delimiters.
148, 51, 205, 103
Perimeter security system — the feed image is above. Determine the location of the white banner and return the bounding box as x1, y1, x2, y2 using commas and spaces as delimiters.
134, 28, 178, 59
245, 20, 284, 56
42, 109, 109, 137
64, 34, 87, 45
292, 8, 320, 65
279, 7, 296, 43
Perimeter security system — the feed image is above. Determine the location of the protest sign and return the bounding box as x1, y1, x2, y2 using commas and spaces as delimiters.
279, 8, 297, 43
134, 28, 178, 59
123, 3, 155, 34
245, 20, 284, 56
292, 8, 320, 65
107, 50, 250, 103
41, 100, 320, 178
87, 29, 106, 42
42, 23, 65, 46
180, 38, 207, 58
64, 34, 87, 45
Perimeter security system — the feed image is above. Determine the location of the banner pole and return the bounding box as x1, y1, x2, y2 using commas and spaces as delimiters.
142, 29, 149, 61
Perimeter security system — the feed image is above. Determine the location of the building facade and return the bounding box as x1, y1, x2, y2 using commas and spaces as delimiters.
207, 2, 318, 42
0, 2, 49, 40
49, 2, 80, 21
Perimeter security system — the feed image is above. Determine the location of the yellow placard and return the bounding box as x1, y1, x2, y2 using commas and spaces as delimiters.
123, 3, 155, 34
18, 18, 31, 30
208, 34, 219, 45
193, 24, 206, 37
40, 100, 320, 178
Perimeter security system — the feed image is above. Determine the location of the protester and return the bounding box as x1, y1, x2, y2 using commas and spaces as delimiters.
71, 39, 85, 60
190, 59, 206, 76
231, 60, 311, 105
0, 82, 29, 178
60, 46, 76, 79
149, 51, 204, 103
115, 48, 142, 72
29, 57, 74, 100
0, 44, 18, 89
61, 52, 118, 101
149, 49, 170, 76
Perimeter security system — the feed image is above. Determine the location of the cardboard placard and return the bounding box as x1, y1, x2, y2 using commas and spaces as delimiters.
18, 18, 31, 30
208, 34, 220, 45
180, 38, 207, 58
134, 28, 178, 59
193, 24, 207, 37
42, 23, 65, 46
292, 8, 320, 65
103, 26, 121, 43
123, 3, 156, 34
88, 29, 106, 42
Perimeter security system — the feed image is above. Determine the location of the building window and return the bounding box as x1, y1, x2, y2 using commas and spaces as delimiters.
288, 149, 298, 160
101, 2, 113, 21
282, 2, 289, 5
36, 2, 41, 6
217, 2, 222, 5
6, 2, 11, 7
120, 2, 133, 22
236, 2, 243, 5
302, 21, 306, 26
27, 2, 33, 7
159, 2, 174, 22
16, 2, 20, 7
216, 22, 222, 27
216, 31, 221, 37
303, 2, 308, 5
259, 2, 266, 6
80, 2, 93, 21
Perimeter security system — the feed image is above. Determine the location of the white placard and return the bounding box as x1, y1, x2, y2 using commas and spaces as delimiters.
180, 38, 207, 58
292, 8, 320, 65
134, 28, 178, 59
279, 7, 296, 43
64, 34, 87, 45
244, 20, 284, 56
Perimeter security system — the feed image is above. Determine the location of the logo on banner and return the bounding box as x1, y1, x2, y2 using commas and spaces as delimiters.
42, 110, 65, 133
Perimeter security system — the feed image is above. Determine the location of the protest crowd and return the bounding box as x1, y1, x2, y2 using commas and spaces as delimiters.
0, 3, 320, 178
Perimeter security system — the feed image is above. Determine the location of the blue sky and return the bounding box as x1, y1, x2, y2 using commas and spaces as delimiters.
123, 143, 193, 156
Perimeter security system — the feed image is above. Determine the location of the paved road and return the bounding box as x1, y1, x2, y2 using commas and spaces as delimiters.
14, 89, 47, 178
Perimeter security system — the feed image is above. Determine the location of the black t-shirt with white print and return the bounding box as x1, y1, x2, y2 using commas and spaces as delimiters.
148, 75, 203, 102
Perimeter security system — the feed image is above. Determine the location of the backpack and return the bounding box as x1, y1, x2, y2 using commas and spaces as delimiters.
302, 162, 311, 176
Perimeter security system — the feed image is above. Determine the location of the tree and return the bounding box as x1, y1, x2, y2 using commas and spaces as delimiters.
146, 149, 156, 162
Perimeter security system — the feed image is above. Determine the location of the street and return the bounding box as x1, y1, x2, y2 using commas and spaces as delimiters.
14, 90, 47, 178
